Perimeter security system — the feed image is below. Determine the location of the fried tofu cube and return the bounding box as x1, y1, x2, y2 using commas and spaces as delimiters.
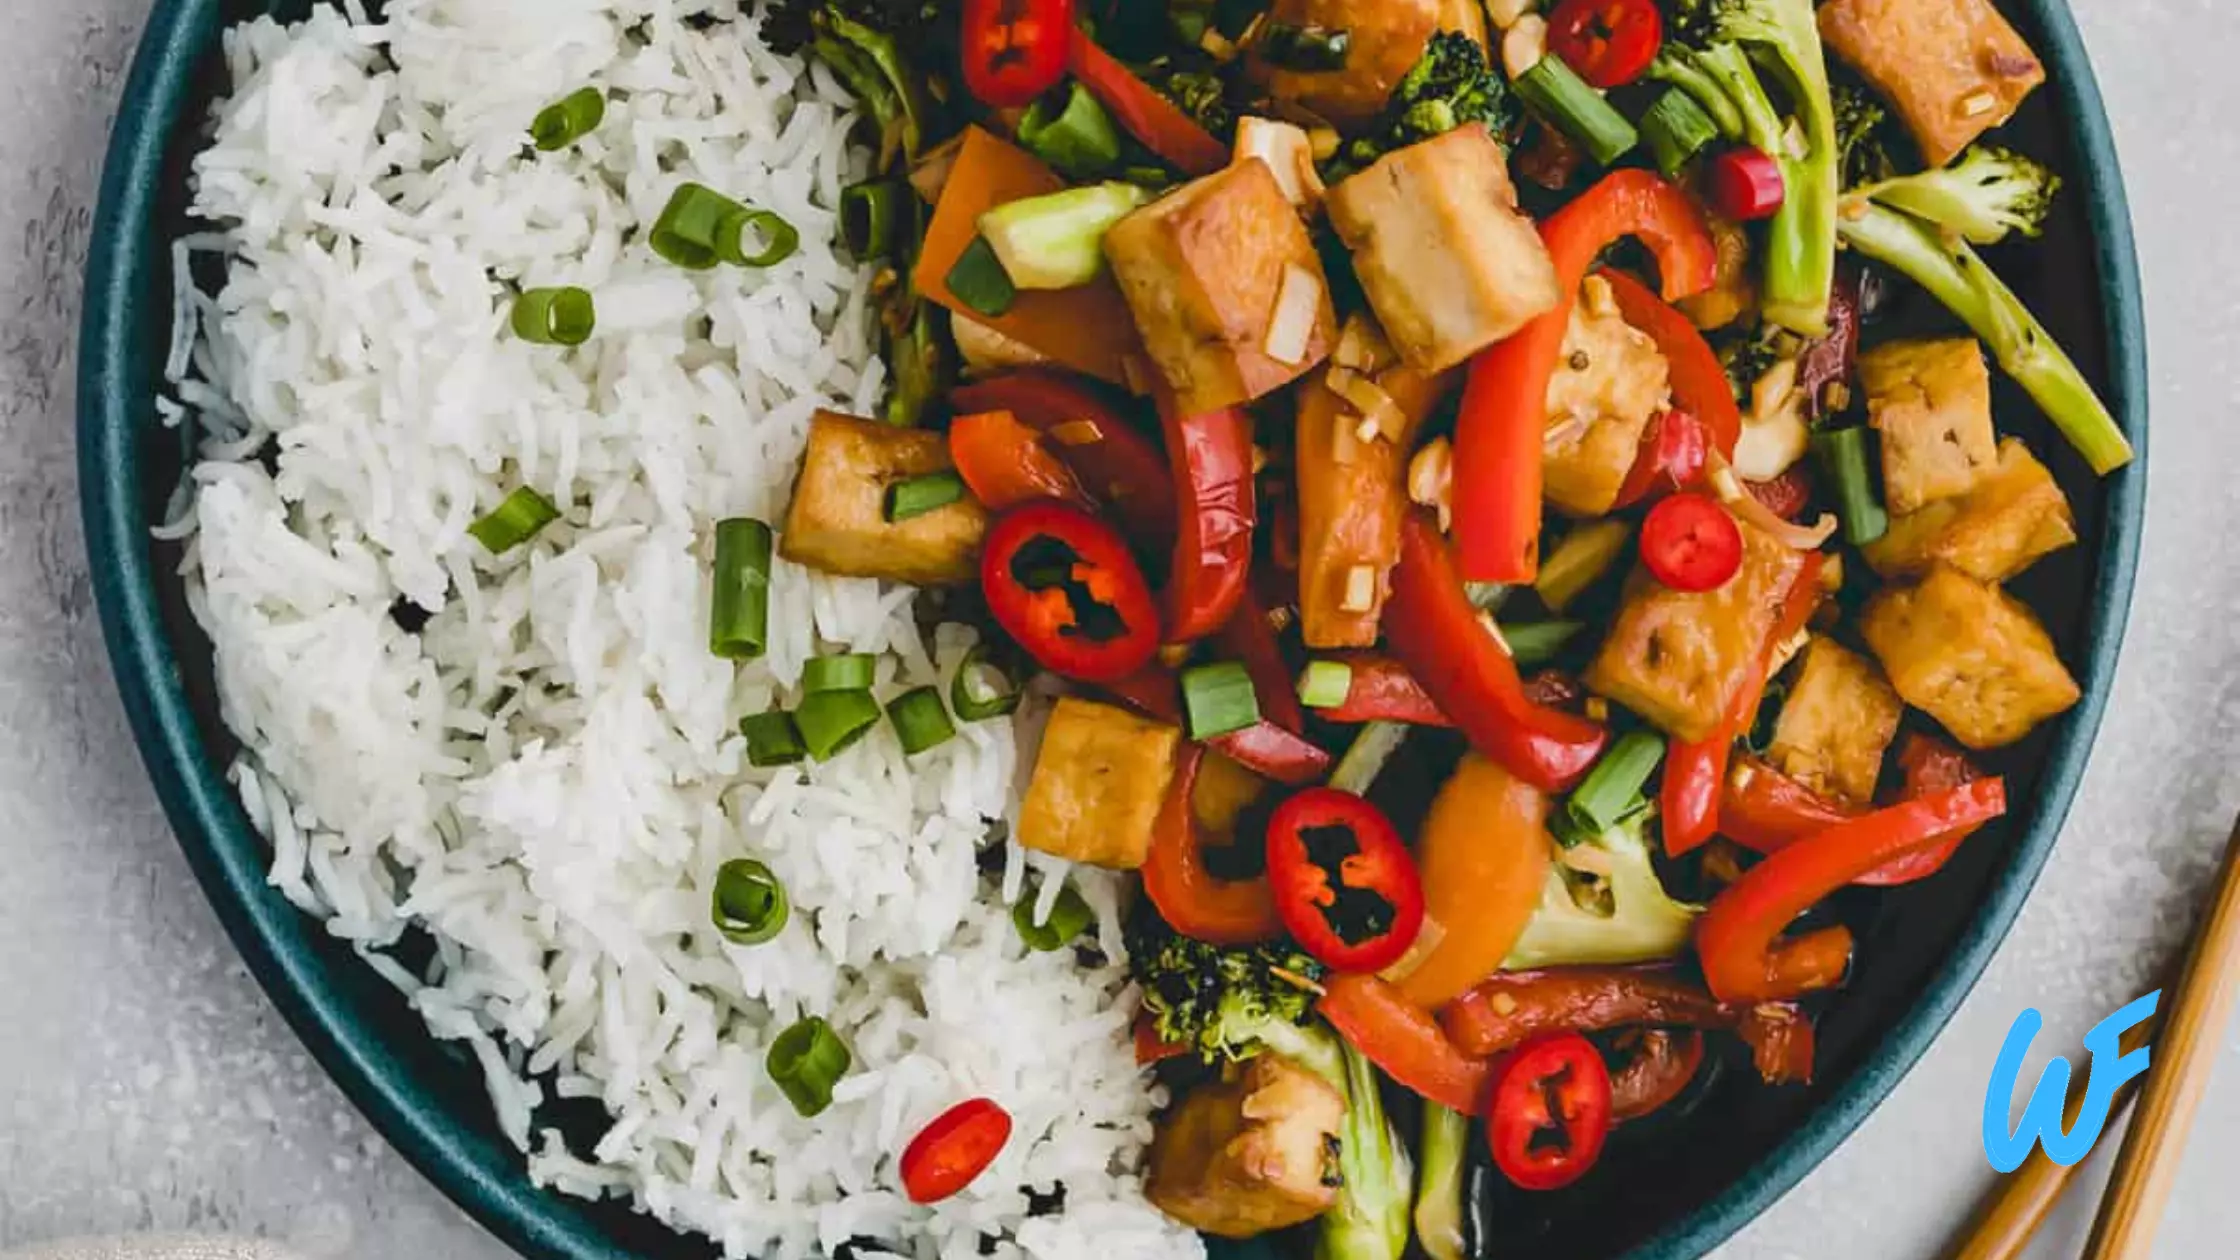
1819, 0, 2046, 167
1326, 124, 1563, 373
1249, 0, 1488, 129
1861, 339, 1999, 515
1585, 518, 1811, 742
780, 411, 986, 586
1542, 277, 1674, 518
1864, 437, 2077, 582
1767, 638, 1904, 804
1105, 160, 1336, 414
1861, 565, 2080, 750
1017, 697, 1181, 870
1147, 1055, 1347, 1239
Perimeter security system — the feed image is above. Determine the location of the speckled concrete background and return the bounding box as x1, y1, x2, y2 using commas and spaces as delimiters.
0, 1, 2232, 1257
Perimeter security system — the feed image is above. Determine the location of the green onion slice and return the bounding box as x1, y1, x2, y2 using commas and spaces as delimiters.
766, 1016, 849, 1117
1017, 83, 1122, 179
1566, 729, 1667, 835
1811, 426, 1890, 546
1501, 621, 1586, 668
1514, 56, 1639, 167
1640, 88, 1719, 177
711, 858, 789, 945
887, 686, 957, 756
709, 518, 773, 660
1182, 661, 1262, 740
840, 179, 904, 259
1012, 883, 1095, 952
650, 183, 743, 271
796, 689, 883, 760
510, 287, 596, 346
1297, 660, 1354, 710
469, 487, 561, 554
530, 87, 606, 151
721, 207, 800, 268
951, 645, 1022, 722
740, 710, 806, 768
884, 471, 966, 523
803, 654, 877, 695
944, 235, 1017, 318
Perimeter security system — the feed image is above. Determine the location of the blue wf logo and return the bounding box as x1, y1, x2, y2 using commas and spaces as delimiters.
1981, 989, 2161, 1172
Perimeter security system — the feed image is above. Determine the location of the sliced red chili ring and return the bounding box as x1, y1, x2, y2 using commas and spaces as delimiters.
1639, 491, 1743, 592
1264, 788, 1425, 974
1546, 0, 1665, 89
981, 503, 1160, 683
1484, 1032, 1613, 1191
959, 0, 1074, 109
899, 1097, 1014, 1204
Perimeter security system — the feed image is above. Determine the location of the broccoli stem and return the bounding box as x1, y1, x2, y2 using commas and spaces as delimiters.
1838, 200, 2134, 474
1647, 49, 1743, 140
1313, 1037, 1414, 1260
1693, 43, 1835, 336
1412, 1104, 1470, 1260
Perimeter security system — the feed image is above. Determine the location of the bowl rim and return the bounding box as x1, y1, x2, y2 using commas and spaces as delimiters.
75, 2, 2148, 1258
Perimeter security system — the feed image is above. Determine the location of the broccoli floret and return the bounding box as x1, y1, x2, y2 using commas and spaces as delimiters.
1327, 32, 1517, 180
1836, 198, 2132, 474
1832, 81, 1899, 188
1852, 145, 2061, 245
1504, 811, 1702, 969
1130, 922, 1326, 1063
1663, 0, 1841, 336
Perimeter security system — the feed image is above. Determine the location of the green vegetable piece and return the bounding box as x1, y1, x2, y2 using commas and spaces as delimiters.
1514, 56, 1638, 167
1296, 660, 1354, 710
766, 1016, 849, 1117
739, 710, 807, 768
945, 236, 1017, 318
530, 87, 606, 151
1565, 728, 1667, 834
1506, 812, 1701, 968
709, 518, 773, 660
885, 686, 956, 756
1640, 88, 1720, 176
469, 487, 561, 554
803, 654, 877, 695
951, 645, 1022, 722
1851, 144, 2061, 246
650, 183, 746, 271
1811, 425, 1890, 545
976, 183, 1150, 291
1018, 83, 1122, 179
1012, 883, 1095, 951
1414, 1103, 1469, 1260
711, 857, 789, 945
510, 287, 596, 347
840, 178, 904, 259
721, 208, 799, 268
1500, 620, 1585, 668
884, 471, 966, 523
795, 689, 883, 760
1181, 661, 1261, 740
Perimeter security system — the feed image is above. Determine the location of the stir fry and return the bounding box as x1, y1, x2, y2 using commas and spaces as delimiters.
711, 0, 2118, 1247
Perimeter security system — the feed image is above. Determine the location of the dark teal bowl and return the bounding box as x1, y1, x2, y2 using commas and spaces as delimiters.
79, 2, 2146, 1257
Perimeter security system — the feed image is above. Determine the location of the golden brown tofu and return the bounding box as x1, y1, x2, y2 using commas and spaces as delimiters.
1819, 0, 2046, 167
1676, 210, 1758, 332
1017, 697, 1181, 870
1585, 518, 1812, 742
1864, 437, 2076, 583
1860, 565, 2080, 750
1104, 161, 1336, 415
1326, 124, 1563, 373
1767, 638, 1904, 804
1249, 0, 1488, 129
1147, 1055, 1347, 1239
1543, 277, 1673, 518
1861, 339, 1999, 515
779, 411, 986, 586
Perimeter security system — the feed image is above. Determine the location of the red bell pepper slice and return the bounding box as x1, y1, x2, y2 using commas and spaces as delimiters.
1606, 1029, 1705, 1124
1216, 598, 1304, 734
1597, 268, 1741, 461
949, 410, 1095, 512
1265, 788, 1426, 973
1101, 663, 1333, 787
1722, 735, 1988, 887
1484, 1032, 1612, 1191
1140, 744, 1284, 945
1318, 973, 1491, 1116
1161, 400, 1257, 642
1386, 512, 1609, 792
1696, 779, 2009, 1003
950, 371, 1176, 551
1312, 654, 1452, 727
1441, 965, 1817, 1084
1661, 550, 1825, 856
1066, 29, 1229, 177
1453, 170, 1718, 582
1611, 409, 1709, 511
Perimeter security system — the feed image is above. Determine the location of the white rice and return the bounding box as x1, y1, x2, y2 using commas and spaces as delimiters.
164, 3, 1201, 1258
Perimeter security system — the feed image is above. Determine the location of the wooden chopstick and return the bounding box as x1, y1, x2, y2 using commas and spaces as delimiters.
1947, 1012, 2159, 1260
2082, 812, 2240, 1259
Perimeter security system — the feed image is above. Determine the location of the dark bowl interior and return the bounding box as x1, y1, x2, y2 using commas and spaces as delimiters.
79, 2, 2147, 1259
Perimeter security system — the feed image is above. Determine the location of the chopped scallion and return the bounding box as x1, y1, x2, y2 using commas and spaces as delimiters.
1514, 56, 1639, 166
944, 235, 1017, 318
1017, 83, 1123, 179
709, 518, 772, 660
887, 686, 957, 755
1812, 427, 1889, 545
721, 208, 799, 268
795, 690, 883, 760
950, 645, 1021, 721
840, 179, 904, 259
711, 858, 789, 945
530, 87, 606, 151
1565, 729, 1667, 835
739, 710, 806, 767
1640, 88, 1720, 176
885, 471, 967, 522
468, 487, 561, 554
803, 654, 877, 695
649, 182, 742, 271
1012, 884, 1095, 952
510, 286, 596, 346
1297, 660, 1354, 710
1501, 621, 1586, 667
1182, 661, 1261, 740
766, 1016, 849, 1117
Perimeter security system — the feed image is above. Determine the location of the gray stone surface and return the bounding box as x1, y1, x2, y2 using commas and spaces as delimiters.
0, 1, 2230, 1257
